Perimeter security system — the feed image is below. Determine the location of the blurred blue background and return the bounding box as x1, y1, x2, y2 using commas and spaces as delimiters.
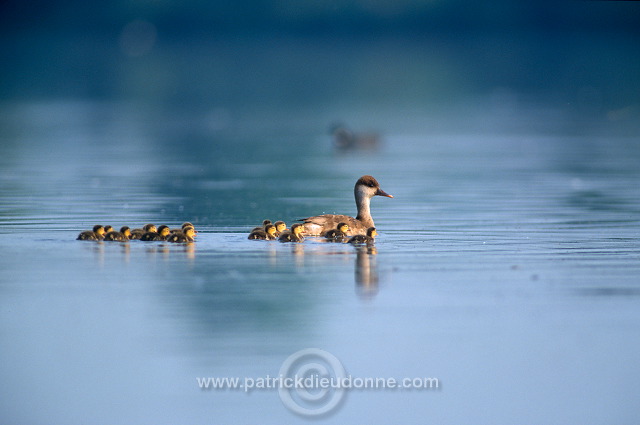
1, 1, 639, 116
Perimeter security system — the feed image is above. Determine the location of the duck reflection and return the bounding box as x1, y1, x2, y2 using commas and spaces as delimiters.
354, 245, 379, 299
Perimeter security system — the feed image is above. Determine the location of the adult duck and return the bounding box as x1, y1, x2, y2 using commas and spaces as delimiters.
300, 175, 392, 236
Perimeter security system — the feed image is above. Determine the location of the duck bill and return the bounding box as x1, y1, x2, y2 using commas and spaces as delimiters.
376, 188, 393, 198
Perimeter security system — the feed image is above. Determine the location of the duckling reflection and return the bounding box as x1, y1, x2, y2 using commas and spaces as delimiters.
354, 245, 379, 299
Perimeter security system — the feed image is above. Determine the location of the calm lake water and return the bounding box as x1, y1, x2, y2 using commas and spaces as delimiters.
1, 35, 640, 424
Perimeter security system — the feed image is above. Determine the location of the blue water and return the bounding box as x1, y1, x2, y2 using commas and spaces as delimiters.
1, 35, 640, 424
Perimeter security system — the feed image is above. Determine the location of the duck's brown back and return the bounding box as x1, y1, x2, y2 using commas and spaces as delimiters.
301, 214, 372, 236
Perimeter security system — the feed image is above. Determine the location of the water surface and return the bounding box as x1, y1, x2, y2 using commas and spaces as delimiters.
1, 37, 640, 424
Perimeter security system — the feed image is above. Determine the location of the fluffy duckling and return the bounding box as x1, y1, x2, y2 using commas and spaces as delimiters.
104, 226, 131, 242
348, 227, 377, 245
130, 224, 156, 240
77, 225, 105, 241
167, 227, 196, 243
140, 225, 171, 241
278, 223, 305, 243
248, 224, 277, 240
171, 222, 195, 234
273, 221, 287, 237
324, 222, 350, 243
179, 225, 197, 239
251, 219, 272, 233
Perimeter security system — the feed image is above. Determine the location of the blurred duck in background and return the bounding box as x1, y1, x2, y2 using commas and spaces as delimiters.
331, 123, 380, 151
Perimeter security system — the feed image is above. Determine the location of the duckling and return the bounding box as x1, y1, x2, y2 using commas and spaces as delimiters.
77, 225, 106, 240
140, 225, 171, 241
170, 222, 196, 234
179, 225, 197, 238
103, 225, 114, 234
278, 223, 305, 243
130, 224, 156, 240
273, 221, 287, 237
104, 226, 131, 242
167, 226, 196, 243
248, 224, 277, 240
250, 219, 272, 233
324, 222, 350, 243
348, 227, 377, 245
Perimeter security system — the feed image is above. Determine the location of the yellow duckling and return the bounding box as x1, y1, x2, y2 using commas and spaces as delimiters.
178, 225, 197, 239
273, 221, 287, 237
130, 224, 156, 240
324, 222, 350, 243
250, 219, 272, 233
171, 222, 195, 234
348, 227, 377, 245
104, 226, 131, 242
77, 225, 105, 241
248, 224, 277, 240
278, 223, 305, 243
140, 225, 171, 241
166, 226, 196, 243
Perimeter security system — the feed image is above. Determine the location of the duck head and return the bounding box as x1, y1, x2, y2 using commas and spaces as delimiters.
265, 224, 277, 238
355, 175, 393, 200
157, 225, 171, 237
